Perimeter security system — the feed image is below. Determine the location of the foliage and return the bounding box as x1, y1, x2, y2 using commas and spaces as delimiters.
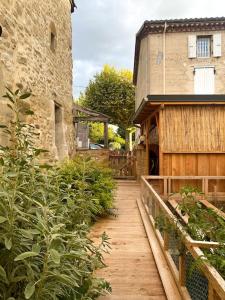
109, 142, 121, 151
155, 185, 225, 279
178, 187, 225, 279
80, 65, 135, 148
0, 89, 112, 300
59, 156, 116, 225
89, 122, 125, 147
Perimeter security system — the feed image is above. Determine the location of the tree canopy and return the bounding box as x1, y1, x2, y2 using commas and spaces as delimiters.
81, 65, 135, 130
89, 123, 125, 148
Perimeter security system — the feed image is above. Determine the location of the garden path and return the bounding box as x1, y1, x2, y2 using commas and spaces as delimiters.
92, 180, 167, 300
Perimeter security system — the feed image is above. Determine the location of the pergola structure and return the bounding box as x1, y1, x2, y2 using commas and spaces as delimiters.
73, 104, 110, 149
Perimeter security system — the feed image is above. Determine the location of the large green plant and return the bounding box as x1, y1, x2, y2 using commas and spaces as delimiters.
0, 88, 111, 300
155, 186, 225, 279
59, 156, 116, 226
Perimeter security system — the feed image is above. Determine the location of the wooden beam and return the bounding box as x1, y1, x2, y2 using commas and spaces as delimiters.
74, 116, 109, 122
137, 198, 183, 300
140, 177, 225, 300
104, 122, 108, 149
200, 199, 225, 219
73, 104, 110, 119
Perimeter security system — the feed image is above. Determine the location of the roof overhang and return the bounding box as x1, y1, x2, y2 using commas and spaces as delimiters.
133, 17, 225, 85
70, 0, 77, 13
73, 104, 110, 123
132, 94, 225, 124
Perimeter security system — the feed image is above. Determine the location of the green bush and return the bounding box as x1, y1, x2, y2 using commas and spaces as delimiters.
156, 186, 225, 280
0, 89, 112, 300
59, 156, 116, 226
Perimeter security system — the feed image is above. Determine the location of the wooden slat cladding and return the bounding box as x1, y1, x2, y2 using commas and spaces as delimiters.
163, 153, 225, 191
161, 105, 225, 153
163, 154, 225, 176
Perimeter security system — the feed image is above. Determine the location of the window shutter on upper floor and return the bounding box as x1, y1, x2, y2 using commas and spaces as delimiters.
188, 35, 197, 58
213, 33, 222, 57
194, 67, 215, 94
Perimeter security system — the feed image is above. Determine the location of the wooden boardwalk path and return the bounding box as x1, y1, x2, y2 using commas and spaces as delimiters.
92, 181, 167, 300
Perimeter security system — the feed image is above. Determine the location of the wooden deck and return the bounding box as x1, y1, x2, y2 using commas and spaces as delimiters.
92, 181, 167, 300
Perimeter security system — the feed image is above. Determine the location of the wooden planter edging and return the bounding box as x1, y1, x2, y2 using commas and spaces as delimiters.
140, 176, 225, 300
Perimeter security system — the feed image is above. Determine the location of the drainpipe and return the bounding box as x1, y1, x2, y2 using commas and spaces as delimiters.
163, 22, 167, 94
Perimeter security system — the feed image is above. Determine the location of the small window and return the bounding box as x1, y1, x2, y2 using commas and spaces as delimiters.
197, 36, 211, 58
50, 22, 57, 52
0, 26, 2, 37
50, 32, 56, 51
55, 103, 63, 158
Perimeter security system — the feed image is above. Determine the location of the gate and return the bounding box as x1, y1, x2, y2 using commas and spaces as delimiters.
109, 151, 136, 179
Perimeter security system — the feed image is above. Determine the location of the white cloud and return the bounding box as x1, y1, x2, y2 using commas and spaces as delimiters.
73, 59, 102, 98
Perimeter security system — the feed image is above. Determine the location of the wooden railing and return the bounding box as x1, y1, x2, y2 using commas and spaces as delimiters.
144, 176, 225, 201
140, 176, 225, 300
109, 151, 136, 179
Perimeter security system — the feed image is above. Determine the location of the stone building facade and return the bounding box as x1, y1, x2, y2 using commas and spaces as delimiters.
0, 0, 76, 161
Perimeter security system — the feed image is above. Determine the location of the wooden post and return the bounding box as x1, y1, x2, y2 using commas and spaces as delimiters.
129, 131, 133, 151
202, 178, 205, 194
164, 178, 168, 198
163, 232, 169, 250
179, 252, 186, 286
145, 119, 150, 175
168, 178, 171, 195
208, 282, 214, 300
205, 178, 208, 196
104, 122, 108, 149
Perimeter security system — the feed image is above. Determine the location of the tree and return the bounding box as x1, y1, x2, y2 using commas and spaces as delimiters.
81, 65, 135, 149
89, 122, 125, 148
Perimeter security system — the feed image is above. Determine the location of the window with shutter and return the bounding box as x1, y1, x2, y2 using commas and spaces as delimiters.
188, 35, 197, 58
213, 33, 222, 57
197, 36, 211, 58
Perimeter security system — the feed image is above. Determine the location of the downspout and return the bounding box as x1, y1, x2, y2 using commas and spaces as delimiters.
163, 22, 167, 94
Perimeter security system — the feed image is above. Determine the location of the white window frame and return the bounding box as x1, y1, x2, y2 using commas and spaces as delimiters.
196, 36, 211, 58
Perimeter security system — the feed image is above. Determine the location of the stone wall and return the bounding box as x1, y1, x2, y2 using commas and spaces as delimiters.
135, 30, 225, 109
76, 149, 110, 166
0, 0, 75, 161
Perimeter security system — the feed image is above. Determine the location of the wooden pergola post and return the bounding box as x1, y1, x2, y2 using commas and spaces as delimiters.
104, 122, 109, 149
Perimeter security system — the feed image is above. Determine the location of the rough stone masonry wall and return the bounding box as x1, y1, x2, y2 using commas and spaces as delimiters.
0, 0, 75, 161
77, 149, 110, 166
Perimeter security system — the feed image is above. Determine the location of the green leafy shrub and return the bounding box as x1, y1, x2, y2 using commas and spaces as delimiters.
59, 156, 116, 225
178, 189, 225, 279
0, 88, 112, 300
156, 186, 225, 280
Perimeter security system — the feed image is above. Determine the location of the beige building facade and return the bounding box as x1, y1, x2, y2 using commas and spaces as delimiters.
134, 18, 225, 110
133, 18, 225, 179
0, 0, 76, 161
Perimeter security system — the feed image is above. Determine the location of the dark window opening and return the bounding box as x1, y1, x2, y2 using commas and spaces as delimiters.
0, 26, 2, 37
149, 115, 159, 176
50, 22, 57, 52
55, 103, 64, 159
50, 32, 56, 51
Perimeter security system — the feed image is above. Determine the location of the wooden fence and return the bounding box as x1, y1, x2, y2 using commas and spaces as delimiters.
109, 151, 136, 179
140, 176, 225, 300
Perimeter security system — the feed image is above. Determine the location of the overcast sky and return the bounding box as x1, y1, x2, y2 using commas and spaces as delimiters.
72, 0, 225, 98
